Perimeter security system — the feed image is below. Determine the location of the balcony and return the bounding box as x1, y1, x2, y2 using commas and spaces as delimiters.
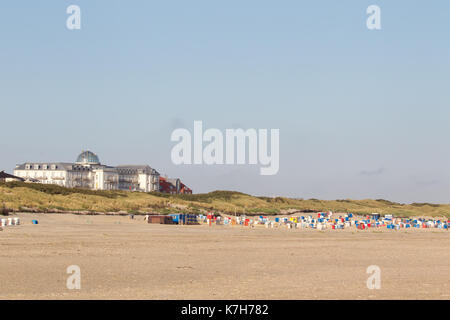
50, 177, 65, 180
119, 179, 137, 183
73, 177, 91, 182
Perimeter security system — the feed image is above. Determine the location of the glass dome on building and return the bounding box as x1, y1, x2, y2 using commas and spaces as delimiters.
76, 151, 100, 165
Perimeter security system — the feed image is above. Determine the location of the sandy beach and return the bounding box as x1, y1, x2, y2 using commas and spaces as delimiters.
0, 213, 449, 300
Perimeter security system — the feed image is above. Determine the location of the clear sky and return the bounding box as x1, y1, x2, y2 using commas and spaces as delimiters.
1, 1, 449, 203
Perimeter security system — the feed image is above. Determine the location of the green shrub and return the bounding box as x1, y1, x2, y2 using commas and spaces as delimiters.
149, 190, 248, 203
0, 181, 125, 199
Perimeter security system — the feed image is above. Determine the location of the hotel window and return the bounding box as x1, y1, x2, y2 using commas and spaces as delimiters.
34, 165, 39, 170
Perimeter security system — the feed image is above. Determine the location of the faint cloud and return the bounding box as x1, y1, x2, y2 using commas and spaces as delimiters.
359, 167, 386, 176
170, 117, 186, 130
411, 177, 440, 187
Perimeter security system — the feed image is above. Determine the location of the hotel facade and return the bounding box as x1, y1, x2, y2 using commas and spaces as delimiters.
13, 151, 161, 192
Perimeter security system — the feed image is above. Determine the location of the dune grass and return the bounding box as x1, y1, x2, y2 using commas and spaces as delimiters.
1, 181, 449, 218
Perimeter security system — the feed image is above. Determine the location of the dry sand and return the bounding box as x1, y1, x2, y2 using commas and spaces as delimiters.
0, 213, 449, 300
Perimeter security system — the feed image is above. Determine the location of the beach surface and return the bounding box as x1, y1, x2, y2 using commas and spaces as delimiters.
0, 213, 449, 299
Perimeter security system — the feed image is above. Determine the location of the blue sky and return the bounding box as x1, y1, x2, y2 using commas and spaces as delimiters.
1, 1, 449, 203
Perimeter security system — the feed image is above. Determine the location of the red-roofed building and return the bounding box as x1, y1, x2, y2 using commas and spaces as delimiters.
159, 176, 178, 194
159, 176, 192, 194
180, 181, 192, 194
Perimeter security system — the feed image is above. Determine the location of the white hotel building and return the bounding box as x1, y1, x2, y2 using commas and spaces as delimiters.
13, 151, 160, 192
